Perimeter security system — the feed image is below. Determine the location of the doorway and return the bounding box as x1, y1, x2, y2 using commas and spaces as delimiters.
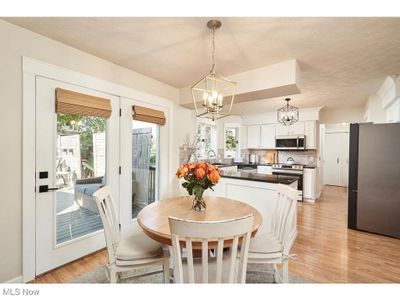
323, 128, 349, 187
34, 77, 120, 275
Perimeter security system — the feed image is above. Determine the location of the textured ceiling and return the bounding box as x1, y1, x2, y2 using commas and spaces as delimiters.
5, 17, 400, 112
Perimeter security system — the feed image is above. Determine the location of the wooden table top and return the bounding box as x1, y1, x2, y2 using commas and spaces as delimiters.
137, 196, 263, 246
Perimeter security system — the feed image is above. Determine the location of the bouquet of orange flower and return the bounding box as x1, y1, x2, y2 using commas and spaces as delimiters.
176, 162, 221, 211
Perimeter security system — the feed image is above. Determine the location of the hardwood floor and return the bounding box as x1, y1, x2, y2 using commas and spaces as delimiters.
32, 185, 400, 283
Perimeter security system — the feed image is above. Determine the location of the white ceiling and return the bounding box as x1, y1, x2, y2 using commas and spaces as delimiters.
5, 17, 400, 113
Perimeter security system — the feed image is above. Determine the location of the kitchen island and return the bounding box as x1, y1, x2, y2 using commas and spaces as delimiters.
206, 170, 298, 233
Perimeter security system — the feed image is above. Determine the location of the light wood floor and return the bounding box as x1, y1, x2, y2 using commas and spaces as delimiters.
32, 185, 400, 283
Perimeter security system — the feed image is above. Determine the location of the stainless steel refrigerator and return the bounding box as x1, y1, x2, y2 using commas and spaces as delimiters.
348, 123, 400, 238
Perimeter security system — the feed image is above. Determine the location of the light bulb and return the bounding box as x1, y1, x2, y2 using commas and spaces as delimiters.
212, 90, 218, 99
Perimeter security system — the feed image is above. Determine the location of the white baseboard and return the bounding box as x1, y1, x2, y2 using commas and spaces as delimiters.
4, 275, 23, 283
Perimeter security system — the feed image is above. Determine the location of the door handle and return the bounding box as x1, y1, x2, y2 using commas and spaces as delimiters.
39, 185, 60, 193
337, 158, 339, 164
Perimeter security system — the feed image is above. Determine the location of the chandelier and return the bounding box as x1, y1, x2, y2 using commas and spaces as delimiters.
277, 98, 299, 126
191, 20, 237, 121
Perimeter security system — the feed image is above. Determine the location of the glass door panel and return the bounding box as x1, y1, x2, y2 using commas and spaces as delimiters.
55, 114, 106, 244
131, 120, 160, 219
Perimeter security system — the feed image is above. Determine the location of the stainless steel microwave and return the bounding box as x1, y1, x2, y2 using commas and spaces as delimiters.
275, 135, 306, 150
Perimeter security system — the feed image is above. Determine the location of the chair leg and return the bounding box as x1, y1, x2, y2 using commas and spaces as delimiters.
272, 264, 279, 283
109, 267, 118, 283
282, 260, 289, 283
163, 258, 171, 283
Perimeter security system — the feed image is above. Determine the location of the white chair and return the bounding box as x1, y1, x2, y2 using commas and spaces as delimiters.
93, 185, 170, 283
169, 214, 254, 283
247, 184, 298, 283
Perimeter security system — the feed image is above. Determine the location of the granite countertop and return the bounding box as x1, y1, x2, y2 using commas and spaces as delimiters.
221, 171, 299, 185
303, 165, 317, 168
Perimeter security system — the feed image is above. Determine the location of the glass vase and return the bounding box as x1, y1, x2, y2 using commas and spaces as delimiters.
192, 193, 206, 212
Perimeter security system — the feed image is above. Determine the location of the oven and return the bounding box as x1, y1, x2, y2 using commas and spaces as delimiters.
272, 167, 303, 201
275, 135, 306, 150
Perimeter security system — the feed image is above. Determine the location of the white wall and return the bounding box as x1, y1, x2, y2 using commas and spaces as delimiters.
0, 19, 186, 282
319, 106, 364, 124
364, 94, 386, 123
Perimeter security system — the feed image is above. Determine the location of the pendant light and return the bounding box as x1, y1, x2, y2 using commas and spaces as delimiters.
191, 20, 237, 121
277, 98, 299, 126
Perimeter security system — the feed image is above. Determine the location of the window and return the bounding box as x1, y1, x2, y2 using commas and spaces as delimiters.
224, 126, 240, 159
196, 122, 217, 160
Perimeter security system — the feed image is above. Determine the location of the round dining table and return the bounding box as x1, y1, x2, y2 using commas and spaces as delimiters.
137, 196, 262, 249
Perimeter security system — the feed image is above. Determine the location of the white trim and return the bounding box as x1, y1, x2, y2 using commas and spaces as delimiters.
23, 57, 175, 283
4, 276, 23, 284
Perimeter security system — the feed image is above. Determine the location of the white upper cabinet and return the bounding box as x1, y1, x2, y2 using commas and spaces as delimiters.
276, 121, 305, 136
304, 120, 316, 149
291, 122, 305, 135
247, 125, 261, 148
260, 124, 276, 149
240, 125, 247, 149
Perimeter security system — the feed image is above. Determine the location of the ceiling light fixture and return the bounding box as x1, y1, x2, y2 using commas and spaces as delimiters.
191, 20, 237, 122
277, 98, 299, 126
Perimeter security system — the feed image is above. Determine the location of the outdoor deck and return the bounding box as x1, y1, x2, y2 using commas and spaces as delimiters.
56, 189, 103, 244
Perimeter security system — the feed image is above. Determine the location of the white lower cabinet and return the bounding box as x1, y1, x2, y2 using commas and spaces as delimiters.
303, 168, 317, 200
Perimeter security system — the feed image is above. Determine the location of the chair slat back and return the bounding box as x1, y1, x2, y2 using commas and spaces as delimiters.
271, 184, 298, 253
169, 214, 254, 283
93, 185, 120, 264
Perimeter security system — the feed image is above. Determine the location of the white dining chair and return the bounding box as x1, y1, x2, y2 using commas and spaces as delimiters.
168, 214, 254, 283
247, 184, 298, 283
93, 185, 170, 283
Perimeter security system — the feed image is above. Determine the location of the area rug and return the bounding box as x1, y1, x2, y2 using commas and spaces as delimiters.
70, 264, 315, 283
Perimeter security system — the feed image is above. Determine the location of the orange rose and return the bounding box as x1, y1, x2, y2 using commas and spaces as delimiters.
187, 162, 196, 171
176, 166, 189, 178
195, 168, 206, 179
208, 169, 220, 184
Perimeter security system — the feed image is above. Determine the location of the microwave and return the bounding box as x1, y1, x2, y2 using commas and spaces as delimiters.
275, 135, 306, 150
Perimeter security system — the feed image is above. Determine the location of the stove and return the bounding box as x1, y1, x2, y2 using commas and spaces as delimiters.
272, 164, 304, 201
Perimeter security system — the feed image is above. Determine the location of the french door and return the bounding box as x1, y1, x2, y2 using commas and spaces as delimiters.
35, 77, 119, 275
119, 97, 168, 234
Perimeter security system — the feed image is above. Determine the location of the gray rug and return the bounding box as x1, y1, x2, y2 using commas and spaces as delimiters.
71, 264, 314, 284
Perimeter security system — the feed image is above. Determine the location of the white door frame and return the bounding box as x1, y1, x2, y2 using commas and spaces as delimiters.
22, 57, 174, 282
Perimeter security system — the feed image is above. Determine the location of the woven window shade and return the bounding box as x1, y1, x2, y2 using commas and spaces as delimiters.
132, 105, 166, 125
56, 88, 112, 119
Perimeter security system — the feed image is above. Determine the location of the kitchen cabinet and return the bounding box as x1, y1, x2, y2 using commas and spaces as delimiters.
260, 124, 276, 148
247, 125, 261, 148
304, 120, 316, 149
303, 168, 316, 200
257, 165, 272, 175
276, 122, 304, 136
247, 124, 275, 149
240, 126, 247, 149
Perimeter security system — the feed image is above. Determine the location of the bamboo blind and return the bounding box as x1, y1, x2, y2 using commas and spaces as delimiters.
55, 88, 112, 118
132, 105, 166, 125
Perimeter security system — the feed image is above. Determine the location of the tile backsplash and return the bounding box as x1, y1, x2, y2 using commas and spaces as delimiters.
277, 150, 318, 165
243, 149, 318, 165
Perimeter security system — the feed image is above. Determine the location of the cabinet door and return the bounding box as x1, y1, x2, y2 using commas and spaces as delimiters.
304, 121, 316, 149
260, 124, 276, 149
276, 123, 290, 136
303, 168, 315, 199
247, 125, 261, 148
240, 126, 247, 149
291, 121, 305, 135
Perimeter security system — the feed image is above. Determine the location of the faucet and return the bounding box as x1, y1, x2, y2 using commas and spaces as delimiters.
207, 149, 216, 163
